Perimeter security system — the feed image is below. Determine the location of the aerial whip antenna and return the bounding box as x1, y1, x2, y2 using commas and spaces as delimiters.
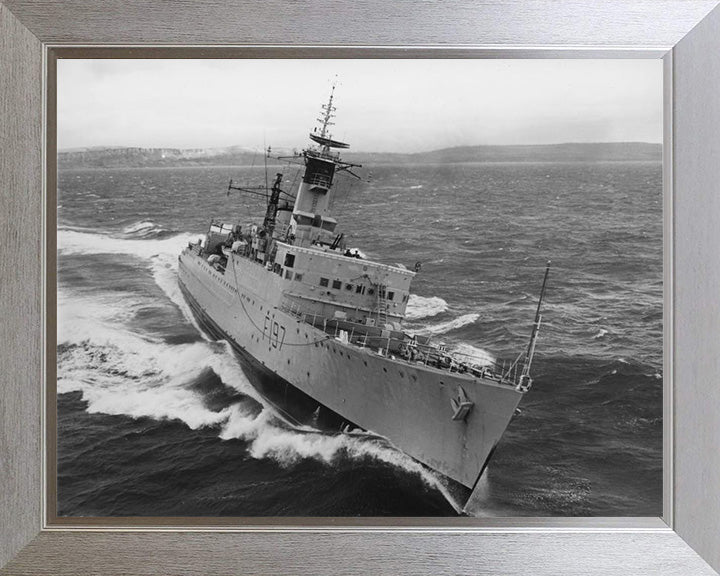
518, 261, 551, 391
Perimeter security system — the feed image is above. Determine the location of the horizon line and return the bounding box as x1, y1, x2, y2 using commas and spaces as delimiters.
58, 140, 663, 154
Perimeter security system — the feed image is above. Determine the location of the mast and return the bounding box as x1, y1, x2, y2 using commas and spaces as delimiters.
518, 261, 551, 391
317, 84, 336, 143
290, 86, 360, 247
262, 172, 284, 236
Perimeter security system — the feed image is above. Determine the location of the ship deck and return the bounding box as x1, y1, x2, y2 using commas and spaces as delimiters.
183, 241, 525, 391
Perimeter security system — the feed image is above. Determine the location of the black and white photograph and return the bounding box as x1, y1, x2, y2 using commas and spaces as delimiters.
56, 58, 663, 517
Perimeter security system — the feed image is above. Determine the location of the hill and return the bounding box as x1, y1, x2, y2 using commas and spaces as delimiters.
58, 142, 661, 169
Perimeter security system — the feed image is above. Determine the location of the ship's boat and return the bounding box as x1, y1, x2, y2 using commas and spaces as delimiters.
178, 88, 549, 511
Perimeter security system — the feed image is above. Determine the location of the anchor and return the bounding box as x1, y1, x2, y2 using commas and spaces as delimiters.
451, 386, 474, 421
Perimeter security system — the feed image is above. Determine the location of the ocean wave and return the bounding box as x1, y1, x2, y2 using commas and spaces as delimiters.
58, 323, 458, 509
57, 281, 459, 509
121, 220, 169, 238
405, 295, 449, 320
58, 336, 241, 430
450, 342, 495, 367
59, 227, 205, 334
593, 328, 609, 339
58, 284, 265, 404
219, 405, 461, 512
418, 313, 479, 335
58, 227, 198, 260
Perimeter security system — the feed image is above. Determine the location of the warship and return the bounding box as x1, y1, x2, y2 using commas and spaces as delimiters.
178, 88, 549, 510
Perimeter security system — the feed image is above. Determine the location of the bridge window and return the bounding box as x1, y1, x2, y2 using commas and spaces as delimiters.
294, 214, 313, 226
388, 291, 395, 301
332, 280, 342, 290
345, 284, 353, 291
368, 288, 375, 296
355, 285, 363, 294
285, 269, 293, 280
284, 254, 295, 268
294, 273, 303, 282
320, 277, 329, 287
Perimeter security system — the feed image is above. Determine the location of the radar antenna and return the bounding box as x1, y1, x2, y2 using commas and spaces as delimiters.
317, 82, 337, 140
309, 82, 350, 151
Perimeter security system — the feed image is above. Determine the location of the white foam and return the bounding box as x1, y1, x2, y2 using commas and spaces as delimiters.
405, 295, 449, 320
58, 312, 257, 429
218, 405, 461, 512
58, 228, 196, 260
58, 277, 262, 422
122, 220, 164, 236
58, 289, 152, 347
149, 253, 207, 336
450, 342, 495, 367
346, 247, 368, 259
59, 227, 205, 334
593, 328, 609, 339
419, 313, 479, 335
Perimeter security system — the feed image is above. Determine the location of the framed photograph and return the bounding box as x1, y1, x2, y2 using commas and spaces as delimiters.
2, 1, 720, 575
51, 57, 664, 522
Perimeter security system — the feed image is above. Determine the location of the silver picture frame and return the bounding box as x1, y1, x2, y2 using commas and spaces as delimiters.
1, 1, 719, 574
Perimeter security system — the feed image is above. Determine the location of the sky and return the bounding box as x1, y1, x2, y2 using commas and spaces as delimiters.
58, 59, 663, 154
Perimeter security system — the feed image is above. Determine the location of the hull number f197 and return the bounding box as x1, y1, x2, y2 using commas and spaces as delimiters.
263, 312, 286, 350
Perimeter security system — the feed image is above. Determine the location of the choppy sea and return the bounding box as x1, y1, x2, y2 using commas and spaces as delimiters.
57, 160, 662, 517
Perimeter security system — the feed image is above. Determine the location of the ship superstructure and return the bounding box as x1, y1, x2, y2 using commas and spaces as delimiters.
178, 88, 548, 509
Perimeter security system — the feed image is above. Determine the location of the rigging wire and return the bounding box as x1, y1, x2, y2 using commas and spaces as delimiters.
287, 167, 301, 199
263, 136, 269, 206
333, 176, 355, 220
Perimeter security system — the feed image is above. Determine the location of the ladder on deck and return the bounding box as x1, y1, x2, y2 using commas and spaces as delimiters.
376, 284, 389, 327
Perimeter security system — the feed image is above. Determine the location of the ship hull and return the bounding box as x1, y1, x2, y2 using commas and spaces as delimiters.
180, 279, 354, 431
178, 249, 523, 490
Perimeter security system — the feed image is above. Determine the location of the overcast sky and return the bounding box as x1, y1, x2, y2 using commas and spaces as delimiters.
58, 59, 662, 153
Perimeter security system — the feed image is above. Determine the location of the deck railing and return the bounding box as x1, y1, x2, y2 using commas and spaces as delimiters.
278, 298, 523, 387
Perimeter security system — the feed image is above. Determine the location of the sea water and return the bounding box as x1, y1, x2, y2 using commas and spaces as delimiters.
57, 160, 662, 516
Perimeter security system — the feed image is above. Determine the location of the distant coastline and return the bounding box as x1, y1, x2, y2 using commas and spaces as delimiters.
58, 142, 661, 170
